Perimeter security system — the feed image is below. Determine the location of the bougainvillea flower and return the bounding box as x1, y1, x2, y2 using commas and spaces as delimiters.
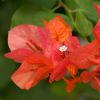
44, 16, 80, 64
5, 16, 81, 90
5, 25, 54, 89
5, 25, 52, 62
44, 16, 80, 82
7, 14, 100, 93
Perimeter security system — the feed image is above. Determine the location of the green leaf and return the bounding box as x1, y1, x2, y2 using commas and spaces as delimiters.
11, 4, 73, 28
75, 12, 93, 37
20, 0, 58, 10
75, 0, 98, 21
64, 0, 99, 21
64, 0, 78, 10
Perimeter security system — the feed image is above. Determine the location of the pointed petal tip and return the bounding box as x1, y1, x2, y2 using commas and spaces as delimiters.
94, 2, 100, 17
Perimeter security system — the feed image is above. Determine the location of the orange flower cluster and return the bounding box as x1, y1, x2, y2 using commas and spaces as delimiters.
5, 3, 100, 92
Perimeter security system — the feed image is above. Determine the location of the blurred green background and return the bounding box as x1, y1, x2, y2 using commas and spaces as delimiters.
0, 0, 100, 100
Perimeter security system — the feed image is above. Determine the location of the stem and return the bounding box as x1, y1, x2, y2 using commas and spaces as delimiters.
51, 1, 62, 12
69, 9, 85, 13
59, 0, 80, 32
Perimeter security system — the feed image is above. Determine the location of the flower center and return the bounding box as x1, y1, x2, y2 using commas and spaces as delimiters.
59, 45, 67, 52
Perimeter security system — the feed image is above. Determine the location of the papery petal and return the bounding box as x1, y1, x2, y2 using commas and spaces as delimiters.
11, 61, 37, 89
69, 40, 100, 69
90, 67, 100, 91
26, 53, 53, 67
8, 24, 40, 51
11, 53, 52, 89
91, 77, 100, 92
52, 43, 64, 65
89, 57, 100, 65
80, 71, 92, 83
94, 19, 100, 40
35, 27, 52, 57
5, 48, 33, 63
49, 58, 69, 83
44, 16, 72, 43
65, 36, 80, 53
64, 78, 80, 92
66, 80, 75, 93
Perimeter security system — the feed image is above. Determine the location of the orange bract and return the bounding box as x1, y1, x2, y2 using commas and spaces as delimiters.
44, 16, 72, 43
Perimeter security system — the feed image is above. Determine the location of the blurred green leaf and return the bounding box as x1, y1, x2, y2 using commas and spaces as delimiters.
75, 0, 98, 21
75, 12, 93, 37
0, 1, 18, 34
11, 4, 73, 28
64, 0, 99, 21
20, 0, 58, 10
4, 81, 65, 100
75, 83, 100, 100
64, 0, 78, 9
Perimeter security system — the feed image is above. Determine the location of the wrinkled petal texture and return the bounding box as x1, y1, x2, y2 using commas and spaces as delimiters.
11, 53, 53, 89
91, 77, 100, 92
89, 56, 100, 65
80, 71, 92, 83
8, 25, 52, 54
35, 27, 52, 57
49, 58, 69, 83
51, 43, 65, 65
8, 24, 39, 51
69, 40, 100, 69
65, 36, 80, 53
44, 16, 72, 43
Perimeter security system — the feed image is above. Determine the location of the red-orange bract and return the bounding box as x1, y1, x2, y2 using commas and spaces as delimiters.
5, 16, 80, 90
44, 16, 72, 43
5, 9, 100, 92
